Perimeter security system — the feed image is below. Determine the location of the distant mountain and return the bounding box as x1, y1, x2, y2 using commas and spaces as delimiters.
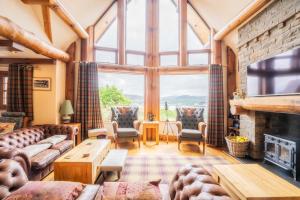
125, 94, 207, 107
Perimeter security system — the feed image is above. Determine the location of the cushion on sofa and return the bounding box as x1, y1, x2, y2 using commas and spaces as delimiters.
31, 149, 60, 170
22, 143, 52, 158
38, 135, 67, 146
117, 128, 139, 137
5, 181, 84, 200
51, 140, 73, 154
101, 181, 162, 200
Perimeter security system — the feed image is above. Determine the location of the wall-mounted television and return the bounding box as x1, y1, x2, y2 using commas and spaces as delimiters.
247, 47, 300, 96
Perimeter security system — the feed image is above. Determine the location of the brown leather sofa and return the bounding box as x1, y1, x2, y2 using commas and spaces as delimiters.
0, 158, 231, 200
0, 124, 78, 180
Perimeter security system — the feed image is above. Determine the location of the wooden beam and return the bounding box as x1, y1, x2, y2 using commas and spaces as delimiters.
179, 0, 188, 66
21, 0, 89, 39
65, 42, 76, 106
210, 29, 222, 65
117, 0, 126, 65
94, 2, 117, 43
0, 58, 56, 64
0, 16, 70, 62
214, 0, 271, 40
81, 26, 94, 61
41, 5, 52, 42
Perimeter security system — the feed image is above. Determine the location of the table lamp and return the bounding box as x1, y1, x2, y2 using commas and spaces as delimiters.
59, 100, 74, 123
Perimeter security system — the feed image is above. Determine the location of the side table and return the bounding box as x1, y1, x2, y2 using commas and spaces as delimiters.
143, 121, 159, 145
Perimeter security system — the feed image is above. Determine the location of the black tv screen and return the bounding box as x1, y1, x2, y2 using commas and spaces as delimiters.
247, 47, 300, 96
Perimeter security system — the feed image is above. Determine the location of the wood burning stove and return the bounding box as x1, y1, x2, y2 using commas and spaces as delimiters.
264, 134, 300, 180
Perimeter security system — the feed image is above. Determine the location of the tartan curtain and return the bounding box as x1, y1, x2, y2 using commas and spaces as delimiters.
75, 62, 103, 140
7, 64, 33, 121
207, 64, 224, 147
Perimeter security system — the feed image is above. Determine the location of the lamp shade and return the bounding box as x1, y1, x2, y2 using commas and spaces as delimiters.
59, 100, 74, 115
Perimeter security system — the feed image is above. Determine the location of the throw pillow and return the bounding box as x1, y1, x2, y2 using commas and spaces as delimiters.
0, 122, 15, 135
6, 181, 84, 200
102, 181, 162, 200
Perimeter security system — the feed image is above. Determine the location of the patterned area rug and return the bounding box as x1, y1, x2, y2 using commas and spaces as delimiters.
119, 155, 228, 184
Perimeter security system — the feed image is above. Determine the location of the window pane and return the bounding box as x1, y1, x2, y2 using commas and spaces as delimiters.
159, 0, 179, 52
95, 19, 117, 48
160, 74, 208, 122
99, 73, 145, 122
127, 53, 145, 65
187, 25, 203, 50
95, 50, 117, 64
188, 53, 209, 65
160, 55, 178, 66
126, 0, 146, 51
3, 77, 7, 90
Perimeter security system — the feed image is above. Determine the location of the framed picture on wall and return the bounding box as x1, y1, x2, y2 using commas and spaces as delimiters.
33, 77, 51, 91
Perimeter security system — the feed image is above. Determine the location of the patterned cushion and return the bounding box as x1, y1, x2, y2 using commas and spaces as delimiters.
176, 107, 204, 130
117, 128, 139, 137
0, 117, 22, 130
111, 107, 138, 128
31, 149, 60, 170
181, 129, 202, 139
6, 181, 84, 200
51, 140, 73, 154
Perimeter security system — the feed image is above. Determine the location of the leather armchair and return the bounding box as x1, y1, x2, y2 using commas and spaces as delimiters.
111, 106, 141, 148
176, 107, 207, 153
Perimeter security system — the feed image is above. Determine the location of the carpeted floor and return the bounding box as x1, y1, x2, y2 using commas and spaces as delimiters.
118, 154, 228, 184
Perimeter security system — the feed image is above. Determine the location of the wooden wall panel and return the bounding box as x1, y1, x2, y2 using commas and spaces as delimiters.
65, 42, 76, 105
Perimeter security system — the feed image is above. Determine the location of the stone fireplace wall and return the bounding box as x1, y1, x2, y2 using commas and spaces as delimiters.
238, 0, 300, 92
237, 0, 300, 159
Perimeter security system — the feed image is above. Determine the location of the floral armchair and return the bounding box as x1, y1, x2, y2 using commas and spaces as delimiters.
176, 107, 206, 153
111, 106, 141, 148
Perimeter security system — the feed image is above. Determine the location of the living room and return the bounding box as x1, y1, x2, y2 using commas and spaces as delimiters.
0, 0, 300, 199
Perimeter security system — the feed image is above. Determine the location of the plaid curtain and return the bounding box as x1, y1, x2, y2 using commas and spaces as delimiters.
207, 64, 224, 147
75, 62, 103, 140
7, 64, 33, 121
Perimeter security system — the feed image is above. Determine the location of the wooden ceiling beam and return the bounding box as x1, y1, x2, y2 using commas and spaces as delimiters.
214, 0, 271, 40
21, 0, 89, 39
41, 5, 52, 42
0, 16, 70, 62
0, 58, 56, 64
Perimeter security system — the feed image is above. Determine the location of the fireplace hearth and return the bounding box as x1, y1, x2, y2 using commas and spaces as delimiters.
264, 134, 300, 181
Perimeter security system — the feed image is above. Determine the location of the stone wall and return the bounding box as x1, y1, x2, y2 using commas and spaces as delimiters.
237, 0, 300, 159
238, 0, 300, 92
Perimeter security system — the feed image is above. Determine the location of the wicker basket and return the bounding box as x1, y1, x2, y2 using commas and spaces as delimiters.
225, 136, 249, 157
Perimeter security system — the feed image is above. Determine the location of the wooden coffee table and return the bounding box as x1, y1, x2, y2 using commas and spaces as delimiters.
214, 164, 300, 200
54, 139, 110, 184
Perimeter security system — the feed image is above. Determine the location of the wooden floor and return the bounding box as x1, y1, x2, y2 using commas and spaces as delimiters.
43, 141, 239, 181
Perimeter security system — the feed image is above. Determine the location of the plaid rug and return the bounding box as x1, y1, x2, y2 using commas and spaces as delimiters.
119, 155, 228, 184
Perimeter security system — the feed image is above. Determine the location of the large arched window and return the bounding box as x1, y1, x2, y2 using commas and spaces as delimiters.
94, 0, 210, 67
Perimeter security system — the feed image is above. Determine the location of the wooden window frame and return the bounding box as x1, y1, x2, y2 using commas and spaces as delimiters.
0, 71, 8, 110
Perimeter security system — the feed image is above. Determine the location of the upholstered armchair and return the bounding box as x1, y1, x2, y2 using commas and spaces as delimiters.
111, 106, 141, 148
176, 107, 207, 153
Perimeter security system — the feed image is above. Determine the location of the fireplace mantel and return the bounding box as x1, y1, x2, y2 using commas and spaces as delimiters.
230, 96, 300, 115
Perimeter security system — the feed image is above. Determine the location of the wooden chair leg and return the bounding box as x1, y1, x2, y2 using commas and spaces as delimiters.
203, 140, 205, 155
115, 138, 118, 149
178, 139, 181, 150
138, 136, 140, 148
